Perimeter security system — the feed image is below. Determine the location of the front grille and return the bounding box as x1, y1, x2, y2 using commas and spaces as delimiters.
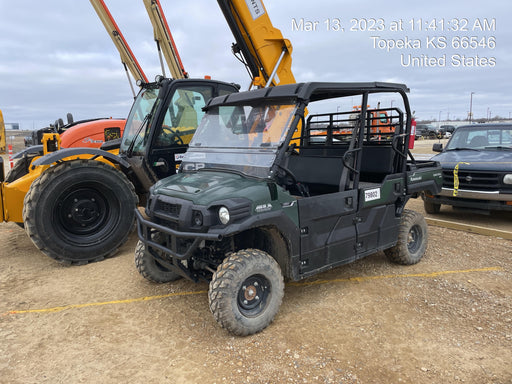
156, 200, 181, 218
443, 170, 500, 191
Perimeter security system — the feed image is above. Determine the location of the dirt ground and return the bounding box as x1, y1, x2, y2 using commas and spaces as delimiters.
1, 136, 511, 383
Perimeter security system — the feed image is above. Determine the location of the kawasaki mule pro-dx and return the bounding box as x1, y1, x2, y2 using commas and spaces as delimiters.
135, 82, 442, 335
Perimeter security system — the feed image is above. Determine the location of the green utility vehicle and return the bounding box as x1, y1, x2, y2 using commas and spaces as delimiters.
135, 82, 443, 335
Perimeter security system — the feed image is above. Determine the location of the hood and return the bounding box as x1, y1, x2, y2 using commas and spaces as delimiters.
153, 170, 274, 206
432, 149, 512, 172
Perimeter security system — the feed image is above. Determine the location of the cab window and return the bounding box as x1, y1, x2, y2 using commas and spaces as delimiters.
154, 86, 213, 148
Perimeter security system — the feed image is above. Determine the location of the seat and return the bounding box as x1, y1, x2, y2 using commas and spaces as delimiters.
469, 135, 488, 147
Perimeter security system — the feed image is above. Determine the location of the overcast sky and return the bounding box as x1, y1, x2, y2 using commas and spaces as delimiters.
0, 0, 510, 130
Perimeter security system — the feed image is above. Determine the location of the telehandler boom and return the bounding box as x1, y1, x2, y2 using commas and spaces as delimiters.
143, 0, 188, 79
217, 0, 295, 88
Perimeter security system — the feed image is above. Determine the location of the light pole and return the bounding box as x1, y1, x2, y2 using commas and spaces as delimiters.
469, 92, 474, 123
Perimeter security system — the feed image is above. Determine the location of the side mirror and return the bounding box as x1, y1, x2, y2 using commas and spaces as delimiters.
432, 143, 443, 152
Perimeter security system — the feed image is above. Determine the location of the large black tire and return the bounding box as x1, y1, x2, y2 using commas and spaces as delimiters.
208, 249, 284, 336
423, 198, 441, 214
22, 159, 138, 264
134, 239, 181, 283
4, 154, 35, 183
384, 209, 428, 265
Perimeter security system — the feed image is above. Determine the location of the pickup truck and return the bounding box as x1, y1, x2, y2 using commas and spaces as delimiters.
133, 82, 442, 335
423, 123, 512, 213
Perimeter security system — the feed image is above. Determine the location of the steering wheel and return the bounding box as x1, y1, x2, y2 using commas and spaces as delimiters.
276, 164, 309, 197
159, 126, 184, 146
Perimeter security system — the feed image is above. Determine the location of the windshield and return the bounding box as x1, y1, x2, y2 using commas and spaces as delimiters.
120, 87, 160, 155
446, 126, 512, 150
182, 101, 297, 178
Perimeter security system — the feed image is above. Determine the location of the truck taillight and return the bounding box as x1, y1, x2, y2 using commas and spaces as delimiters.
409, 119, 416, 149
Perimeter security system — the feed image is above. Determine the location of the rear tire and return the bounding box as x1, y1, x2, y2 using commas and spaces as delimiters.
423, 199, 441, 214
209, 249, 284, 336
22, 159, 138, 264
384, 209, 428, 265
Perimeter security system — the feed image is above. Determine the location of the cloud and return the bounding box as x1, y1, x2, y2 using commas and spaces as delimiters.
0, 0, 510, 129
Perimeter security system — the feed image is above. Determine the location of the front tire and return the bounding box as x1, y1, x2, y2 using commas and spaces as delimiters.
384, 209, 428, 265
208, 249, 284, 336
134, 238, 181, 283
22, 159, 138, 264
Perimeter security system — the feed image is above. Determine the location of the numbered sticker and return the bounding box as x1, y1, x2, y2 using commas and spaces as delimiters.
364, 188, 381, 202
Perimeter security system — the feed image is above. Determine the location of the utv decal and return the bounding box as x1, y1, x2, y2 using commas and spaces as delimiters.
182, 163, 205, 171
364, 188, 381, 202
255, 203, 273, 213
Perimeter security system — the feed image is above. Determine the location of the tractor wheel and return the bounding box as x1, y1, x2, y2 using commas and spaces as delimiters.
22, 159, 137, 265
134, 238, 181, 283
208, 249, 284, 336
384, 209, 428, 265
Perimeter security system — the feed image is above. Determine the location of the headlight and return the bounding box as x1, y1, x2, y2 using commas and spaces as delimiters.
504, 174, 512, 185
218, 206, 230, 225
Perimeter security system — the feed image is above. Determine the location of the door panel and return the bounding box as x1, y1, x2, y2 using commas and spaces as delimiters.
298, 189, 357, 274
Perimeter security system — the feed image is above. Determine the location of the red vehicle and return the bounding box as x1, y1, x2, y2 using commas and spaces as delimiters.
59, 118, 125, 148
24, 116, 125, 149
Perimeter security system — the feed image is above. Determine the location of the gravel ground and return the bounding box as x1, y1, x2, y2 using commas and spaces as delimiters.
0, 135, 511, 383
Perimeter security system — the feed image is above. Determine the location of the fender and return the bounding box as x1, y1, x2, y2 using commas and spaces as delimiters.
13, 145, 44, 160
31, 147, 131, 170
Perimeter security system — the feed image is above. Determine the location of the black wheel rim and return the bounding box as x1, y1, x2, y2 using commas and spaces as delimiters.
407, 224, 422, 253
237, 274, 270, 317
54, 184, 118, 242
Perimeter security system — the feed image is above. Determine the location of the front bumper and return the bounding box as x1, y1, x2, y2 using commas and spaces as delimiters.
135, 209, 222, 260
423, 189, 512, 211
438, 187, 512, 201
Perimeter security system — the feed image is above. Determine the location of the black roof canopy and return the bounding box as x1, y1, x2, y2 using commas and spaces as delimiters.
206, 81, 410, 107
